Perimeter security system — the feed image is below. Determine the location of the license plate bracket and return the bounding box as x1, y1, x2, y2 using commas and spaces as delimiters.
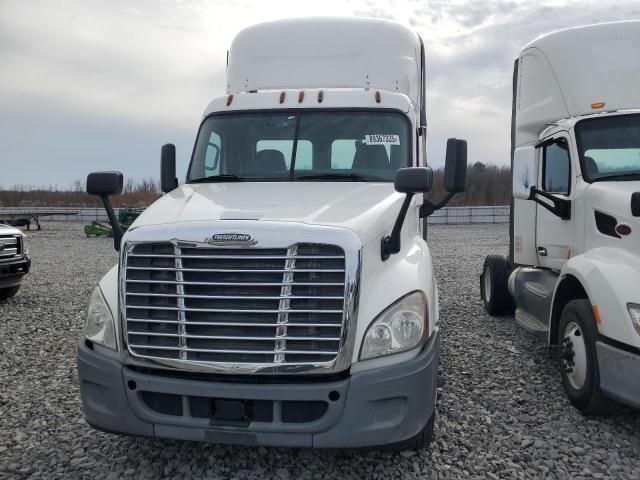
209, 399, 252, 427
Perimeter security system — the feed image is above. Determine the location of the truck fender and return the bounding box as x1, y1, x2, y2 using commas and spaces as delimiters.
550, 248, 640, 349
352, 233, 437, 365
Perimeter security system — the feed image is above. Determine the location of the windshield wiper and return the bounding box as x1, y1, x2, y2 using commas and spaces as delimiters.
189, 174, 246, 183
592, 173, 640, 182
295, 173, 385, 182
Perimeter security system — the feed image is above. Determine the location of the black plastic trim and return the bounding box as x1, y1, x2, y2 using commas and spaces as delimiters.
598, 332, 640, 357
594, 210, 620, 238
509, 59, 518, 264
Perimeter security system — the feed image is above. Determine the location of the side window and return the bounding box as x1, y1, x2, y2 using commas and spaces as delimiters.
204, 131, 222, 175
542, 140, 571, 194
256, 140, 313, 170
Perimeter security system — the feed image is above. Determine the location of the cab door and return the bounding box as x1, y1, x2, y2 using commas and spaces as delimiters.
535, 134, 574, 270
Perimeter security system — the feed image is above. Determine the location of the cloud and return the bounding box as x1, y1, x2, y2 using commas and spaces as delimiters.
1, 0, 639, 185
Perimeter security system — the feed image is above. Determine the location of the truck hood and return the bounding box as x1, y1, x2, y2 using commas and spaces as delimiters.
0, 223, 22, 235
132, 182, 405, 245
586, 181, 640, 253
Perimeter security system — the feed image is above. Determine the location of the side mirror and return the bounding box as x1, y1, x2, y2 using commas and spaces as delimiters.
443, 138, 467, 193
513, 146, 537, 200
394, 167, 433, 193
382, 167, 434, 261
161, 144, 178, 193
86, 171, 123, 197
86, 171, 124, 251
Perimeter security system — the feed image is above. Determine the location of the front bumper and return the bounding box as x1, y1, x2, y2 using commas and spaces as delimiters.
78, 330, 439, 448
597, 339, 640, 409
0, 256, 30, 289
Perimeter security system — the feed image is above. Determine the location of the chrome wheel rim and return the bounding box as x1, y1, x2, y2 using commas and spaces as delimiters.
562, 321, 588, 391
484, 267, 492, 303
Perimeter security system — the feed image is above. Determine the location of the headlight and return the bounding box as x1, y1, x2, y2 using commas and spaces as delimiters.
21, 234, 28, 255
85, 287, 117, 350
360, 291, 428, 360
628, 303, 640, 336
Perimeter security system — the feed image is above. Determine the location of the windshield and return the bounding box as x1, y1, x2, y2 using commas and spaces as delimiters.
575, 113, 640, 182
187, 111, 411, 182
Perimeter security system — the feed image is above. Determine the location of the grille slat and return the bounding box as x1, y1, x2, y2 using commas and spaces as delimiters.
125, 242, 346, 366
126, 292, 344, 300
0, 235, 21, 261
129, 345, 339, 355
127, 267, 345, 273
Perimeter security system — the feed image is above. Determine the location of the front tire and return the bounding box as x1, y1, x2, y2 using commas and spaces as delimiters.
558, 299, 617, 415
481, 255, 514, 316
0, 285, 20, 300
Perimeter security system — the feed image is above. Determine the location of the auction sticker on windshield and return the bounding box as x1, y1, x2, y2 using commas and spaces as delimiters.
365, 134, 400, 145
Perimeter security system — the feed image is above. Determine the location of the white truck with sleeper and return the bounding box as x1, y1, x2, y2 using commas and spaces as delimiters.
481, 21, 640, 414
78, 18, 467, 448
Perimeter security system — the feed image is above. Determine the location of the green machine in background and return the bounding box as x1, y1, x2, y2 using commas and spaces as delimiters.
85, 207, 145, 237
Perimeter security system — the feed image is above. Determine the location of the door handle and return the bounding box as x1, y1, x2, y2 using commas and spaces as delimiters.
537, 246, 548, 256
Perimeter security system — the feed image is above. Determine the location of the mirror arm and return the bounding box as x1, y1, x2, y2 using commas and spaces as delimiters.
381, 193, 415, 261
420, 191, 456, 217
100, 195, 123, 251
528, 187, 571, 220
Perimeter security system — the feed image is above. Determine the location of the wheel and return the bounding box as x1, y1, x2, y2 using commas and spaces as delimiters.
481, 255, 514, 316
558, 299, 617, 415
0, 285, 20, 300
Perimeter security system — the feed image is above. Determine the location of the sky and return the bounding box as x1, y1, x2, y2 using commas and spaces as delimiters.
1, 0, 638, 188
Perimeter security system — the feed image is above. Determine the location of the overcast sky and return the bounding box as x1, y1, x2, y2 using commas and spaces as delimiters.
1, 0, 638, 188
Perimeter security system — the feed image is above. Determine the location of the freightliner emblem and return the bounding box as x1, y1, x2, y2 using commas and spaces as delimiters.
205, 233, 256, 246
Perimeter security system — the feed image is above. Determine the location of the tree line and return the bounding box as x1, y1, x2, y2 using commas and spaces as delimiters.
0, 163, 511, 208
0, 178, 161, 208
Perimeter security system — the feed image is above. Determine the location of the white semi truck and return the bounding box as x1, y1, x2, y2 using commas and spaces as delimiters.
481, 21, 640, 414
78, 18, 467, 448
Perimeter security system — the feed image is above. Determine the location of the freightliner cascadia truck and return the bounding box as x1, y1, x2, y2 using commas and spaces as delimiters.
481, 21, 640, 414
78, 18, 467, 448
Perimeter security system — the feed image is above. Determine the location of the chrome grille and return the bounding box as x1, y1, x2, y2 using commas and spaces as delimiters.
0, 235, 21, 262
124, 242, 346, 366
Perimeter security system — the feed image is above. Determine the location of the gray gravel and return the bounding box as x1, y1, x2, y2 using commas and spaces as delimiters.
1, 221, 639, 479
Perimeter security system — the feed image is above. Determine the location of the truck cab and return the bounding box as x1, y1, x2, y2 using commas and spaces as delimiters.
481, 20, 640, 414
78, 18, 467, 448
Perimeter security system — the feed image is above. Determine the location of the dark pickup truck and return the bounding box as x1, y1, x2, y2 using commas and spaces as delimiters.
0, 224, 30, 300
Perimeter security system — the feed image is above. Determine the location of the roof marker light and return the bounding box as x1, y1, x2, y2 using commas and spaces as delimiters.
279, 91, 286, 104
298, 91, 304, 103
318, 90, 324, 103
226, 95, 234, 106
375, 91, 381, 103
591, 102, 605, 109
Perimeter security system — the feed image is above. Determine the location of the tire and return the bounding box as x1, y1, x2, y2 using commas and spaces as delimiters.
0, 285, 20, 300
558, 299, 617, 415
481, 255, 514, 316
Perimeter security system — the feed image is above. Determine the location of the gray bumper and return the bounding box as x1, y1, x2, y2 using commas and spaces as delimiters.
597, 340, 640, 408
78, 331, 439, 448
0, 256, 30, 289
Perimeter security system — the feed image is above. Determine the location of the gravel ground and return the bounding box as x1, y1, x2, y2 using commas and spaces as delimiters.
1, 221, 639, 479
